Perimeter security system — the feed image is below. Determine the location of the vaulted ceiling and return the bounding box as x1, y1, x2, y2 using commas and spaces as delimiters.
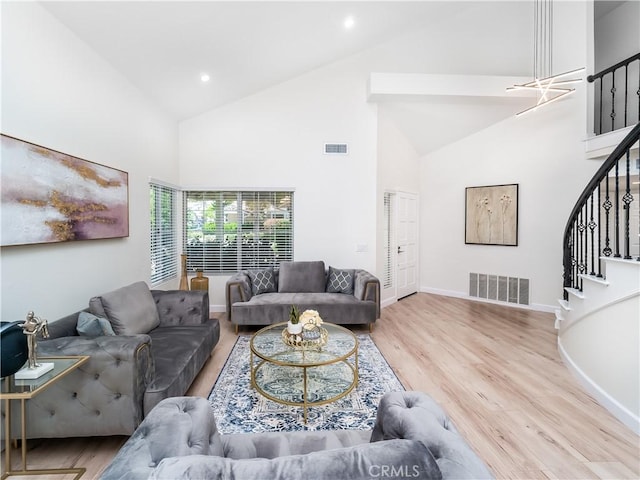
40, 1, 579, 155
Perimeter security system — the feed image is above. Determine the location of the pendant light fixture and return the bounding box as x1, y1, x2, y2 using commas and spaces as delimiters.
507, 0, 585, 116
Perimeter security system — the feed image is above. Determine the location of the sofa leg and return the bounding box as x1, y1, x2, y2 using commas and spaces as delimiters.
235, 324, 239, 335
369, 323, 373, 333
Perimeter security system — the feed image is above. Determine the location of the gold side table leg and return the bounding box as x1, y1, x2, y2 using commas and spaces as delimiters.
20, 399, 26, 472
303, 367, 308, 424
3, 399, 11, 476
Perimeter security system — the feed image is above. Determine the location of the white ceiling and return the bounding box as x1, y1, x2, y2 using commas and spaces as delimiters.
42, 1, 473, 121
40, 1, 542, 155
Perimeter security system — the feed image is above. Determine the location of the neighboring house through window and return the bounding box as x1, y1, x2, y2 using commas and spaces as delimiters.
183, 190, 294, 273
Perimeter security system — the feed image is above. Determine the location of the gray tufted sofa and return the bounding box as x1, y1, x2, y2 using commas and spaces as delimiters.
226, 260, 380, 332
1, 282, 220, 439
101, 391, 494, 479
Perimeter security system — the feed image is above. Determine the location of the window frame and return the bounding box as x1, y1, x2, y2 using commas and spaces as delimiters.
150, 182, 178, 285
183, 190, 294, 274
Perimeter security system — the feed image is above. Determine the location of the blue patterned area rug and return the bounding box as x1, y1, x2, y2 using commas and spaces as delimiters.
208, 334, 404, 434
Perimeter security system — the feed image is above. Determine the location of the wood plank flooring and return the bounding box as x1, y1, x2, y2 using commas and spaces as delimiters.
3, 293, 638, 479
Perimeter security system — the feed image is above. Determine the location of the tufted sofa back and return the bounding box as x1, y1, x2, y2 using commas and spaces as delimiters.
371, 391, 494, 479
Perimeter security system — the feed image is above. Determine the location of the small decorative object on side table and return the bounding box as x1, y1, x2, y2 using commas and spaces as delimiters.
14, 311, 53, 380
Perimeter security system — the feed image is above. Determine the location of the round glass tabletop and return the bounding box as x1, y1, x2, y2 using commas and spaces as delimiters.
250, 322, 358, 367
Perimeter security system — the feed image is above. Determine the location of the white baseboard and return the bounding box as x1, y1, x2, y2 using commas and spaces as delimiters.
210, 305, 226, 314
419, 286, 556, 313
381, 297, 397, 309
558, 338, 640, 435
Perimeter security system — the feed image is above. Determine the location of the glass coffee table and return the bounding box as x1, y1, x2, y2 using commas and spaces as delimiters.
250, 322, 358, 423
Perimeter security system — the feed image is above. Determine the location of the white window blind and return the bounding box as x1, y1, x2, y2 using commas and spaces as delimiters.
150, 183, 177, 285
383, 192, 393, 289
183, 191, 293, 273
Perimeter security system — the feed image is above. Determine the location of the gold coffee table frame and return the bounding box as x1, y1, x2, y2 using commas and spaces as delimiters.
1, 355, 89, 480
250, 322, 358, 423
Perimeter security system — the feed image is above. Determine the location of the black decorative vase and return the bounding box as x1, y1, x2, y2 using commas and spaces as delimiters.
0, 321, 28, 377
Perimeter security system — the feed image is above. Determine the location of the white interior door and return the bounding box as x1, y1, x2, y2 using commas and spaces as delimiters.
396, 192, 418, 299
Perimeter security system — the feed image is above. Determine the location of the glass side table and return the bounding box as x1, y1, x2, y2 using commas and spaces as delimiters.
1, 355, 89, 480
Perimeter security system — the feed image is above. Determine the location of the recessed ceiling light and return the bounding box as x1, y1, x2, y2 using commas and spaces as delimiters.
344, 16, 355, 30
200, 73, 210, 83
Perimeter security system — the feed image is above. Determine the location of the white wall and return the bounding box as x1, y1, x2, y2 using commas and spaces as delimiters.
594, 1, 640, 71
0, 2, 178, 320
418, 1, 593, 310
376, 108, 420, 304
179, 56, 379, 307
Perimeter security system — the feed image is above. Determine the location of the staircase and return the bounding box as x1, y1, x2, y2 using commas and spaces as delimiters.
556, 122, 640, 435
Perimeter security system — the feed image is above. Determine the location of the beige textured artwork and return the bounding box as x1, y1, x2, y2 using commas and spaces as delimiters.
465, 184, 518, 246
1, 134, 129, 246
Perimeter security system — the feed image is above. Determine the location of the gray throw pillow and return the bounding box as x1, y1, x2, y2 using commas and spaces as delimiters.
247, 268, 276, 295
326, 266, 355, 294
89, 281, 160, 335
76, 311, 116, 337
278, 261, 326, 293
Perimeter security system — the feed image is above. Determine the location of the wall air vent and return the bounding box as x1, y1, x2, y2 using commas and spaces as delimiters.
324, 143, 348, 155
469, 273, 530, 306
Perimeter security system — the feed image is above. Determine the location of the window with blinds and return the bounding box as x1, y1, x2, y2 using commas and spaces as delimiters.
183, 191, 294, 273
383, 192, 393, 289
150, 183, 178, 285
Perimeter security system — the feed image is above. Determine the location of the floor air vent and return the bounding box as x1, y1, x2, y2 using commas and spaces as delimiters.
469, 273, 530, 306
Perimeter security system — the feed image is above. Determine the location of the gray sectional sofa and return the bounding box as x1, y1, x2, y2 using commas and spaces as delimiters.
1, 281, 219, 439
101, 391, 494, 479
226, 260, 380, 332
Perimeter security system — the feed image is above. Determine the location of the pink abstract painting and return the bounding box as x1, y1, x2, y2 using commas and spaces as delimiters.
1, 134, 129, 246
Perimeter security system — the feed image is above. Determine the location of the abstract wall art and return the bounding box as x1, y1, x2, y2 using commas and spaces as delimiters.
1, 134, 129, 246
465, 184, 518, 246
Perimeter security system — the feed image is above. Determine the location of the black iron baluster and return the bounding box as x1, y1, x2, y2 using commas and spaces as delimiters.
603, 174, 612, 257
610, 71, 616, 132
623, 150, 633, 259
598, 77, 604, 134
578, 208, 586, 291
571, 219, 580, 288
589, 193, 597, 275
614, 158, 621, 257
597, 182, 603, 277
624, 64, 628, 127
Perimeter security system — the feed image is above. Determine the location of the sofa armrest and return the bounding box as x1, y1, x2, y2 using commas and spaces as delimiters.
152, 290, 210, 327
226, 272, 252, 321
354, 270, 380, 318
371, 391, 494, 479
101, 397, 221, 480
12, 334, 154, 438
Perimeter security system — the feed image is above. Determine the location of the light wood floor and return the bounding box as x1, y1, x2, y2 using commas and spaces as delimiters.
3, 293, 639, 479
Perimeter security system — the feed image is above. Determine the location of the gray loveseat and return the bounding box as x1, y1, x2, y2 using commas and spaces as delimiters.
226, 261, 380, 332
101, 391, 494, 479
1, 281, 220, 439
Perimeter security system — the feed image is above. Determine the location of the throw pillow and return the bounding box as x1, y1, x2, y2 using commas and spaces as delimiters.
89, 281, 160, 335
326, 266, 355, 295
76, 311, 116, 337
247, 268, 276, 295
278, 261, 326, 293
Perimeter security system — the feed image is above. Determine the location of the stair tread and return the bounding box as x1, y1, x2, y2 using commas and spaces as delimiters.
578, 274, 610, 286
557, 299, 571, 310
564, 287, 585, 299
